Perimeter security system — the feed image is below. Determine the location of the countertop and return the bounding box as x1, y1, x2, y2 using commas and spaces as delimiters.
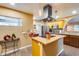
60, 32, 79, 36
32, 35, 65, 45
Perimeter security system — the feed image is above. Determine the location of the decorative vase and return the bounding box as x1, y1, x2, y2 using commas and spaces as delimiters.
12, 33, 16, 40
45, 32, 51, 40
4, 35, 12, 41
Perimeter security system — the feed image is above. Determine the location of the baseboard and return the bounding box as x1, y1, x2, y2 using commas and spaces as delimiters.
1, 44, 32, 56
57, 49, 64, 56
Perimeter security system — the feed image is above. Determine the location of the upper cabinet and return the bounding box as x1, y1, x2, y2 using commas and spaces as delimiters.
47, 20, 64, 29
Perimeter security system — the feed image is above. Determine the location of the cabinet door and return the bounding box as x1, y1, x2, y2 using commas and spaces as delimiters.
32, 40, 40, 56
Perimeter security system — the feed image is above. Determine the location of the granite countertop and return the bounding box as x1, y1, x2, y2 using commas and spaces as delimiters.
32, 35, 65, 45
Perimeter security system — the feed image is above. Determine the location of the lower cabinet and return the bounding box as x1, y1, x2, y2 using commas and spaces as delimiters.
64, 35, 79, 48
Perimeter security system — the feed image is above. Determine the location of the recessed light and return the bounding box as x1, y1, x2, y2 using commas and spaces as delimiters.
72, 10, 77, 14
10, 3, 15, 6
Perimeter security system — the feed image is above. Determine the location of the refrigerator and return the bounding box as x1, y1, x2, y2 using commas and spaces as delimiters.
33, 23, 49, 37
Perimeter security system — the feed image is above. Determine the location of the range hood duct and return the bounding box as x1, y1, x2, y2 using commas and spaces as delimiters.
42, 4, 55, 22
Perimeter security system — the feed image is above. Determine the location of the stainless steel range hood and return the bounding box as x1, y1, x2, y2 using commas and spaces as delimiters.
42, 4, 55, 22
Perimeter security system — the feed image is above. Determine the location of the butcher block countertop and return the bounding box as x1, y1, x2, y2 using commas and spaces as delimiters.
32, 35, 65, 45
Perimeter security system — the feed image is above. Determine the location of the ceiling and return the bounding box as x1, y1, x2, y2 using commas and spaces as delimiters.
0, 3, 79, 18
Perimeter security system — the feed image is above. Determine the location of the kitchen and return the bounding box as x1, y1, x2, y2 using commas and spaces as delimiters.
0, 3, 79, 56
31, 4, 79, 56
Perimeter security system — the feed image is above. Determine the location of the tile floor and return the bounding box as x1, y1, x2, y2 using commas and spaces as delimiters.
4, 45, 79, 56
6, 46, 32, 56
64, 45, 79, 56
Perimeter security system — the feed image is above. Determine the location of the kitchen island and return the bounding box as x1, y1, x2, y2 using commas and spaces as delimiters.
32, 35, 65, 56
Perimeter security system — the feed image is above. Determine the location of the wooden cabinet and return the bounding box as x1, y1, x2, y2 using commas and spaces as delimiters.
64, 35, 79, 48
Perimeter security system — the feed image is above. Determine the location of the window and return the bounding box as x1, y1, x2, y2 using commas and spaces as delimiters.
67, 25, 79, 31
0, 15, 22, 26
74, 25, 79, 31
